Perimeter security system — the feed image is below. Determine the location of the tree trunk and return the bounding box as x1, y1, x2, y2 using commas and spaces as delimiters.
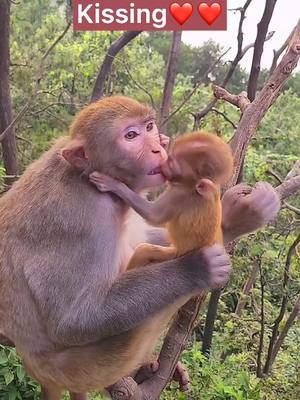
201, 289, 222, 356
159, 32, 182, 133
0, 0, 18, 187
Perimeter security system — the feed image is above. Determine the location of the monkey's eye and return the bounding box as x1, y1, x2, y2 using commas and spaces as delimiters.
125, 131, 138, 140
146, 122, 154, 132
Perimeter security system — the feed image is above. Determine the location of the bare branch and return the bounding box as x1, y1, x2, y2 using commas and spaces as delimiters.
247, 0, 278, 101
285, 160, 300, 180
159, 32, 182, 133
193, 0, 256, 127
213, 86, 251, 113
263, 234, 300, 375
266, 296, 300, 371
270, 26, 296, 76
283, 202, 300, 216
235, 260, 260, 316
123, 61, 156, 110
276, 175, 300, 201
225, 21, 300, 188
211, 108, 238, 129
91, 31, 142, 102
0, 22, 71, 142
161, 47, 231, 126
256, 258, 265, 378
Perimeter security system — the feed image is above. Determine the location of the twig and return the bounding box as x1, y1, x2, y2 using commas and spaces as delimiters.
263, 234, 300, 374
285, 160, 300, 180
265, 296, 300, 372
162, 47, 231, 127
235, 260, 260, 316
91, 31, 142, 102
0, 22, 71, 142
256, 258, 265, 378
211, 108, 237, 129
123, 61, 156, 110
267, 168, 283, 183
284, 202, 300, 216
192, 0, 253, 128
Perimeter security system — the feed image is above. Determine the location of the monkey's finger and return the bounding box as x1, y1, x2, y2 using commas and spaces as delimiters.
90, 171, 103, 179
248, 182, 281, 212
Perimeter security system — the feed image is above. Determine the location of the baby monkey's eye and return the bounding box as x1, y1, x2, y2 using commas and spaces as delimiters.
146, 122, 154, 131
125, 131, 138, 140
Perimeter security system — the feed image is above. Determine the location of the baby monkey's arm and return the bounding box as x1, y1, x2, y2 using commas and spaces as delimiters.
89, 172, 177, 225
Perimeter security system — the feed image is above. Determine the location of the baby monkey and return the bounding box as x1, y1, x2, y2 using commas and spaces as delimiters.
90, 132, 233, 270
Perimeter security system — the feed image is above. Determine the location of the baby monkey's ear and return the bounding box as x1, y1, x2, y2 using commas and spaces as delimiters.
196, 178, 218, 198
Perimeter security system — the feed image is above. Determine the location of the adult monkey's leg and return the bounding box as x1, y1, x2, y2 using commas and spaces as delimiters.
70, 393, 87, 400
41, 386, 62, 400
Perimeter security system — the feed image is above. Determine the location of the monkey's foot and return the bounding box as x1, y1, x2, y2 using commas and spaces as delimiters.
134, 360, 159, 383
135, 360, 190, 392
173, 361, 190, 392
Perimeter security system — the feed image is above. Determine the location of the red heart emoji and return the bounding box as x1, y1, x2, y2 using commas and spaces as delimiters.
170, 3, 193, 25
198, 2, 222, 25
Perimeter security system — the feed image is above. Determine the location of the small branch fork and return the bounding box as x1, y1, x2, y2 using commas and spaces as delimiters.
108, 20, 300, 400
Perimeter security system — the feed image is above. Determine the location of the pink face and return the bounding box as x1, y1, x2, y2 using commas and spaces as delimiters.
115, 117, 168, 190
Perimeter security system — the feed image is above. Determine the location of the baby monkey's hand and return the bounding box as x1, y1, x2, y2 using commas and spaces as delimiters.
90, 172, 121, 193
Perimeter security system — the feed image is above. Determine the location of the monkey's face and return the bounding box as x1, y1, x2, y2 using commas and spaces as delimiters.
161, 147, 195, 184
112, 118, 168, 190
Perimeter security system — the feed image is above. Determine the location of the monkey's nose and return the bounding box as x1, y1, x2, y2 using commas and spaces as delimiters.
152, 150, 160, 154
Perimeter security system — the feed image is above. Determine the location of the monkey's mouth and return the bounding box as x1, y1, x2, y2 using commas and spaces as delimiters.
148, 167, 162, 176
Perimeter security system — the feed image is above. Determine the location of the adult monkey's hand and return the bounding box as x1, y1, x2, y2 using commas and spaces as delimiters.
222, 182, 281, 245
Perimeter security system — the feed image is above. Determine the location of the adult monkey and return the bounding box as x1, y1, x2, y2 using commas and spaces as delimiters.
0, 97, 280, 399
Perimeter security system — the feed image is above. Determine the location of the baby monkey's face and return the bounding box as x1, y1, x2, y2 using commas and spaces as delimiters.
161, 146, 195, 183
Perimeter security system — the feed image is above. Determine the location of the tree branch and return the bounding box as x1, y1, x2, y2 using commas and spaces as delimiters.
276, 175, 300, 201
213, 86, 251, 113
91, 31, 142, 102
158, 32, 182, 133
211, 108, 238, 129
265, 296, 300, 372
263, 234, 300, 375
247, 0, 278, 101
256, 258, 265, 378
192, 0, 270, 128
235, 259, 260, 316
225, 20, 300, 188
269, 26, 296, 76
162, 47, 231, 127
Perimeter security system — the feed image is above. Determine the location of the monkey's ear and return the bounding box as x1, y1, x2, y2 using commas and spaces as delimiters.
195, 178, 217, 198
62, 144, 89, 170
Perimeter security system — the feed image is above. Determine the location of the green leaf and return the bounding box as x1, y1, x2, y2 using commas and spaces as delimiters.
4, 371, 15, 385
